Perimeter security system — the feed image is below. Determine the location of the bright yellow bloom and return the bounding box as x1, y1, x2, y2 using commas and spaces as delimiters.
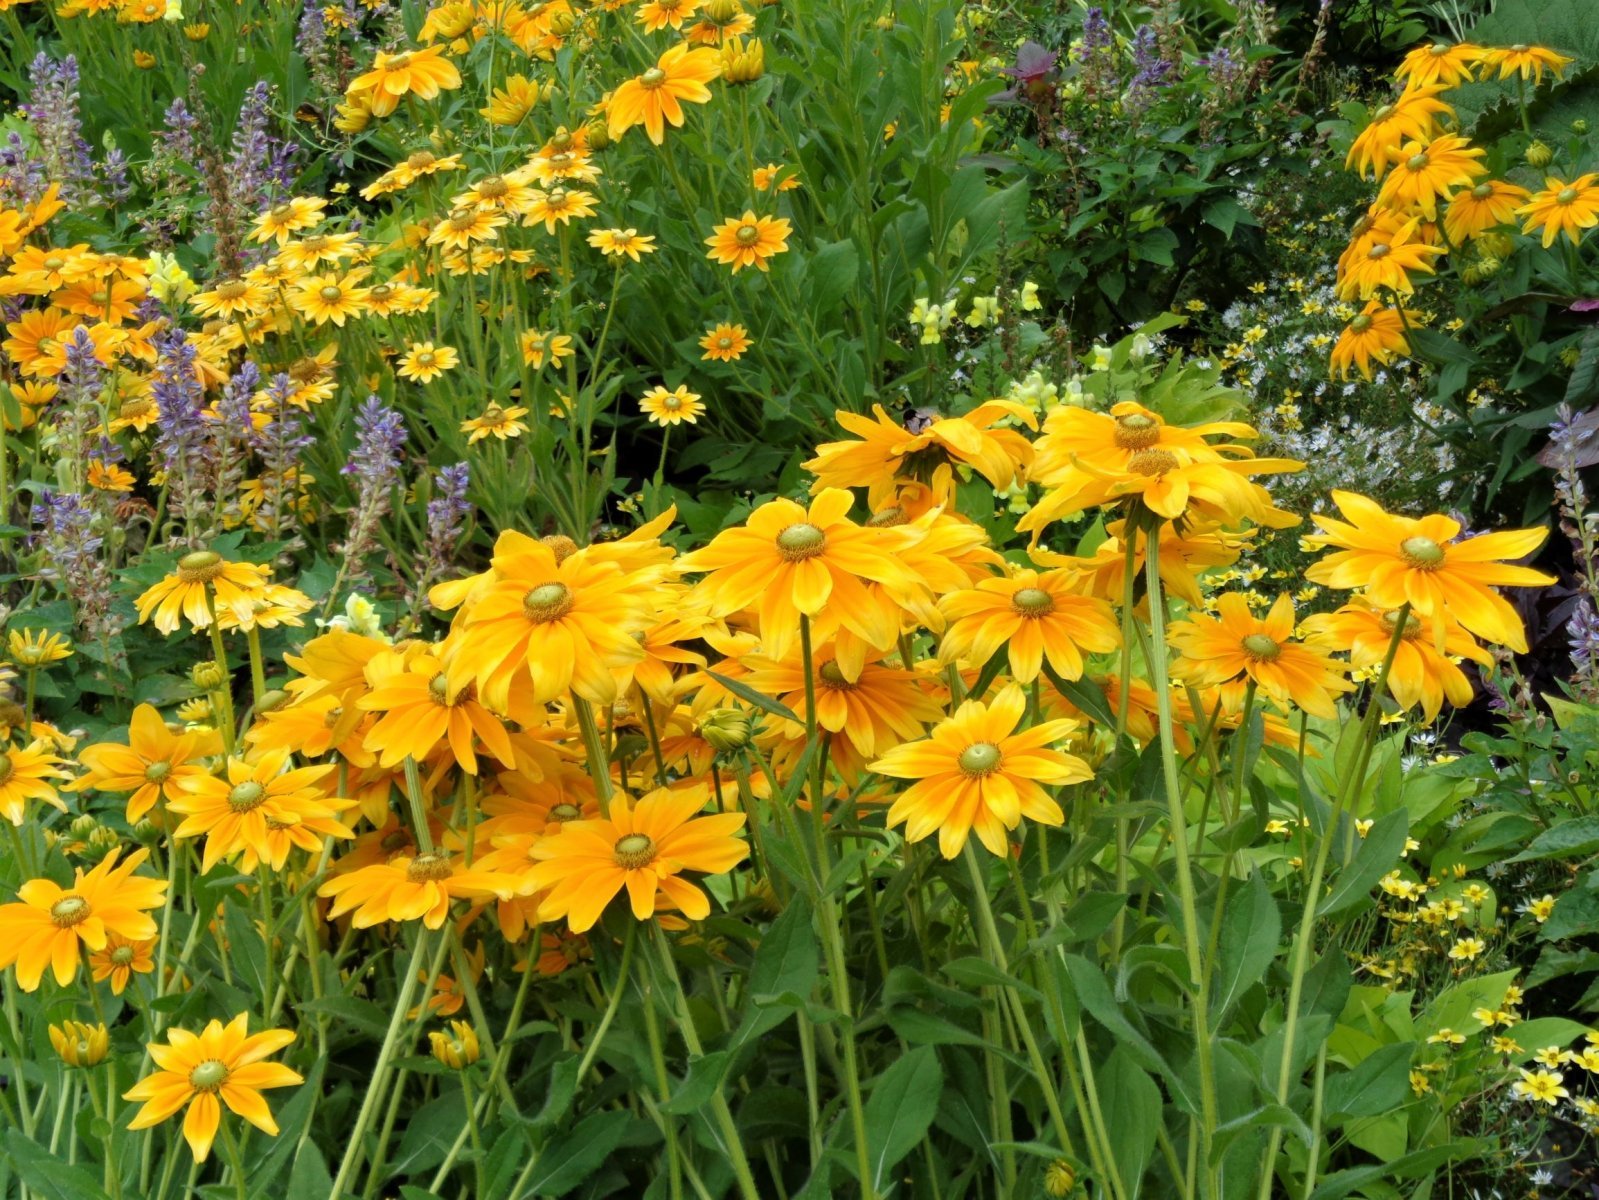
1443, 179, 1529, 243
1518, 174, 1599, 248
1376, 136, 1485, 220
1511, 1068, 1570, 1105
586, 227, 657, 261
0, 848, 167, 991
481, 74, 541, 124
319, 850, 519, 928
1304, 490, 1554, 652
7, 627, 71, 666
1168, 593, 1352, 718
639, 384, 704, 426
289, 268, 371, 326
88, 935, 154, 995
870, 684, 1091, 859
527, 784, 747, 932
167, 751, 350, 873
0, 739, 69, 824
705, 210, 791, 273
639, 0, 699, 32
461, 402, 530, 443
50, 1020, 109, 1067
397, 341, 459, 383
1479, 44, 1572, 84
134, 550, 271, 634
1303, 599, 1490, 723
358, 649, 514, 774
429, 1020, 481, 1069
753, 162, 801, 192
743, 644, 943, 758
1395, 42, 1483, 88
125, 1015, 302, 1162
938, 568, 1119, 683
1330, 301, 1413, 381
68, 703, 221, 824
349, 46, 463, 117
606, 42, 722, 144
519, 329, 573, 370
699, 322, 751, 361
250, 197, 327, 245
1345, 85, 1453, 178
1336, 218, 1445, 300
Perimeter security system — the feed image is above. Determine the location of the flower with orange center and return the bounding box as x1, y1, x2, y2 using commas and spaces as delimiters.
869, 684, 1090, 859
168, 751, 350, 874
358, 649, 515, 774
68, 702, 221, 823
134, 549, 272, 635
1167, 593, 1353, 718
938, 568, 1120, 683
1376, 136, 1486, 221
699, 322, 751, 361
1303, 599, 1490, 723
1330, 301, 1415, 382
1303, 490, 1554, 651
606, 42, 722, 144
526, 783, 747, 932
349, 46, 463, 117
676, 489, 925, 661
1443, 179, 1530, 243
0, 847, 167, 991
318, 849, 522, 928
705, 210, 791, 273
0, 740, 71, 825
436, 532, 650, 709
88, 934, 154, 995
1518, 175, 1599, 248
124, 1015, 302, 1163
1395, 42, 1484, 88
743, 645, 944, 757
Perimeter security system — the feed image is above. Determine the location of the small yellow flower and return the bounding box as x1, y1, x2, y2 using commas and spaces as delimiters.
397, 341, 459, 384
586, 229, 657, 262
1425, 1028, 1465, 1046
49, 1020, 109, 1068
639, 384, 704, 427
7, 628, 72, 667
1447, 937, 1485, 961
428, 1020, 481, 1069
460, 403, 529, 443
1511, 1068, 1569, 1105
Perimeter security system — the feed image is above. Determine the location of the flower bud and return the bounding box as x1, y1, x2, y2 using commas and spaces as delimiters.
191, 660, 227, 691
133, 818, 161, 843
1476, 255, 1502, 279
49, 1021, 109, 1068
1574, 119, 1589, 136
89, 826, 121, 853
702, 0, 741, 23
428, 1020, 481, 1069
700, 708, 752, 753
1526, 139, 1554, 168
1044, 1159, 1077, 1197
70, 814, 99, 840
720, 36, 765, 84
582, 119, 611, 151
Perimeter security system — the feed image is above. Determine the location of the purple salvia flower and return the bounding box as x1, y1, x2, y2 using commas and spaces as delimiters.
424, 462, 471, 567
229, 83, 297, 211
20, 54, 95, 202
335, 396, 409, 596
210, 361, 260, 530
159, 97, 200, 164
251, 372, 316, 546
29, 490, 119, 642
151, 331, 214, 542
1124, 25, 1175, 114
100, 147, 133, 205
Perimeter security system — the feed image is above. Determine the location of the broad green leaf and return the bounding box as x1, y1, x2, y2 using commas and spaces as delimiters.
1322, 1041, 1415, 1119
861, 1046, 943, 1192
514, 1109, 632, 1197
662, 1050, 733, 1115
1317, 808, 1408, 919
1099, 1047, 1159, 1193
1510, 815, 1599, 863
286, 1143, 335, 1200
3, 1132, 111, 1200
1212, 871, 1281, 1028
703, 669, 800, 724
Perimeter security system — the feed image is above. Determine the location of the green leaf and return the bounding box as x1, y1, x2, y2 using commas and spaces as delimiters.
3, 1132, 111, 1200
662, 1050, 733, 1115
1062, 955, 1194, 1111
1322, 1041, 1415, 1119
1210, 1104, 1313, 1163
1310, 1141, 1491, 1200
1099, 1047, 1159, 1192
807, 239, 860, 315
1042, 665, 1116, 728
733, 894, 818, 1045
1510, 815, 1599, 863
1317, 809, 1408, 919
286, 1143, 335, 1200
703, 669, 800, 724
1542, 888, 1599, 941
861, 1046, 943, 1192
515, 1109, 632, 1197
940, 956, 1039, 998
1565, 326, 1599, 407
1212, 871, 1281, 1027
295, 995, 392, 1040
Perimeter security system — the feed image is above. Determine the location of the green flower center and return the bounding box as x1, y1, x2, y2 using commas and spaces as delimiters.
177, 550, 224, 583
111, 945, 137, 966
1240, 633, 1281, 662
1406, 152, 1429, 171
1350, 314, 1373, 333
548, 803, 582, 823
144, 761, 172, 783
735, 223, 761, 246
958, 742, 1002, 777
639, 67, 667, 88
1558, 187, 1579, 205
318, 285, 343, 302
523, 582, 574, 622
428, 673, 451, 705
50, 896, 91, 928
1382, 609, 1423, 639
0, 754, 11, 785
1368, 243, 1390, 260
1012, 587, 1055, 617
188, 1060, 228, 1091
818, 661, 853, 688
776, 523, 826, 561
227, 781, 266, 812
613, 833, 656, 869
1472, 182, 1494, 199
1399, 535, 1446, 568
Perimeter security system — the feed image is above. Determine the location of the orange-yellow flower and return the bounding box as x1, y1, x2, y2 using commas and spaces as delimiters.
167, 751, 350, 873
1375, 136, 1485, 221
1345, 85, 1453, 178
1167, 593, 1353, 718
606, 42, 722, 144
319, 850, 521, 928
134, 550, 272, 635
870, 684, 1090, 859
1304, 490, 1554, 652
0, 848, 167, 991
357, 649, 515, 774
939, 567, 1121, 683
68, 704, 221, 824
88, 935, 154, 995
1518, 175, 1599, 248
125, 1015, 302, 1163
1443, 179, 1529, 243
1303, 599, 1491, 723
1395, 42, 1484, 89
0, 739, 70, 824
1330, 301, 1414, 381
699, 322, 751, 361
705, 210, 791, 273
349, 46, 463, 117
1479, 45, 1572, 85
743, 645, 943, 757
526, 784, 747, 932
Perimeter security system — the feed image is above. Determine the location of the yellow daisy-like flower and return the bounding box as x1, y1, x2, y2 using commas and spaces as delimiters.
1479, 44, 1573, 84
639, 0, 699, 32
870, 684, 1091, 859
125, 1015, 302, 1163
348, 46, 463, 117
481, 74, 541, 125
397, 341, 459, 383
1336, 219, 1445, 300
699, 322, 751, 361
1329, 301, 1414, 381
318, 850, 519, 929
1443, 179, 1530, 243
586, 228, 657, 261
705, 210, 791, 273
938, 568, 1120, 683
1517, 174, 1599, 248
250, 196, 327, 246
639, 384, 704, 426
605, 42, 722, 145
289, 268, 371, 326
460, 402, 530, 443
1344, 85, 1453, 179
0, 740, 70, 825
68, 703, 221, 824
167, 750, 350, 874
134, 550, 272, 635
1375, 136, 1485, 221
523, 188, 598, 235
1395, 42, 1483, 88
426, 206, 507, 250
753, 162, 801, 192
519, 329, 573, 370
7, 627, 71, 666
88, 935, 155, 995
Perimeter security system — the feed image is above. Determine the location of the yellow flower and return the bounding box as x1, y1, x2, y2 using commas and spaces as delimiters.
1168, 593, 1353, 718
1517, 174, 1599, 248
519, 329, 573, 370
586, 227, 657, 261
429, 1020, 481, 1069
125, 1015, 302, 1162
481, 74, 541, 124
606, 42, 722, 145
1345, 86, 1454, 178
1395, 42, 1484, 88
250, 196, 327, 246
753, 162, 800, 192
1447, 936, 1485, 960
1376, 135, 1485, 220
639, 384, 704, 426
705, 210, 791, 273
50, 1020, 110, 1068
7, 627, 71, 666
290, 268, 371, 326
1510, 1068, 1569, 1105
348, 46, 463, 117
134, 550, 272, 635
397, 341, 459, 383
460, 402, 529, 443
1479, 44, 1573, 84
699, 322, 751, 361
1329, 302, 1413, 381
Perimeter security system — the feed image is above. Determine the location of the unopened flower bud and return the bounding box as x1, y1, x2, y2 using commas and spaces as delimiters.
1573, 119, 1589, 136
133, 819, 161, 843
582, 119, 611, 151
720, 36, 765, 84
49, 1021, 109, 1068
700, 708, 752, 753
70, 814, 99, 839
191, 660, 227, 691
428, 1020, 481, 1069
88, 826, 120, 853
1526, 139, 1554, 168
702, 0, 741, 23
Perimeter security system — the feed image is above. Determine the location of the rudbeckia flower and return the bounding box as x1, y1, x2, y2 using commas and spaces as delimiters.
1375, 136, 1485, 221
699, 322, 752, 361
250, 196, 327, 245
1395, 42, 1483, 88
318, 850, 520, 928
639, 384, 704, 426
938, 568, 1120, 683
1303, 490, 1554, 651
0, 847, 167, 991
1329, 302, 1414, 381
606, 42, 722, 144
1443, 179, 1529, 243
1344, 85, 1454, 178
1167, 593, 1353, 719
460, 402, 530, 442
1479, 44, 1573, 84
125, 1015, 302, 1162
1517, 174, 1599, 248
88, 935, 155, 995
397, 341, 459, 383
134, 550, 272, 635
1335, 217, 1445, 300
0, 740, 70, 824
870, 684, 1090, 859
705, 210, 791, 273
526, 784, 747, 932
357, 648, 515, 774
68, 703, 221, 823
167, 751, 351, 873
743, 644, 944, 757
1303, 599, 1490, 723
348, 46, 463, 117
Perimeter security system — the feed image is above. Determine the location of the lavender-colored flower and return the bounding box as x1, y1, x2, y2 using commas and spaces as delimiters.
229, 83, 298, 211
1124, 25, 1176, 114
100, 147, 133, 205
151, 331, 214, 541
251, 372, 317, 545
20, 54, 95, 202
30, 490, 119, 643
425, 462, 471, 561
1078, 8, 1112, 60
334, 397, 409, 593
0, 132, 50, 205
1569, 598, 1599, 680
158, 97, 200, 165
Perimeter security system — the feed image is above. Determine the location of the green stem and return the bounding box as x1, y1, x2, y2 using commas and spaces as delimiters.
570, 694, 615, 817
